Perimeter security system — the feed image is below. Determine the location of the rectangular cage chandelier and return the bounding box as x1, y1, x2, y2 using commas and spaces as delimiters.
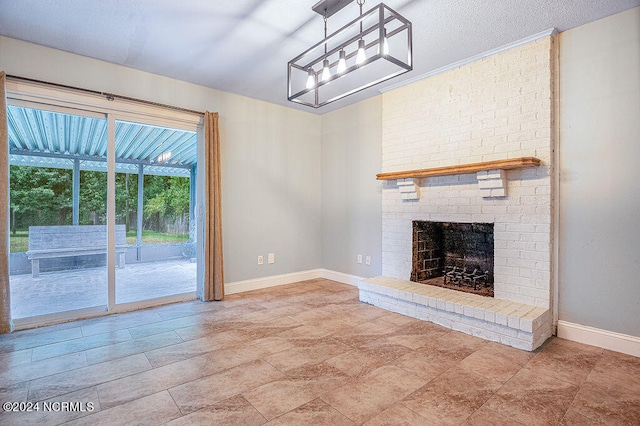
288, 0, 412, 108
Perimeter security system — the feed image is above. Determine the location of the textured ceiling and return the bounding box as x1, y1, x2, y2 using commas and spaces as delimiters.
0, 0, 638, 114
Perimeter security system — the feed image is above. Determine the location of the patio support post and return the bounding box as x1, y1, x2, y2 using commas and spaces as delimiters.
137, 163, 143, 260
189, 165, 196, 243
72, 158, 80, 225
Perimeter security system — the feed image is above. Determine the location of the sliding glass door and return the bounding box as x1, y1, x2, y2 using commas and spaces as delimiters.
114, 120, 197, 305
8, 105, 109, 320
6, 93, 200, 326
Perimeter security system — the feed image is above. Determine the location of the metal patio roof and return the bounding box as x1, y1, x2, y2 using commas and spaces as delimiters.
7, 105, 197, 177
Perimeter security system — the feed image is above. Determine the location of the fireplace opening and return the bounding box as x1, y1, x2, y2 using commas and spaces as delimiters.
411, 221, 494, 297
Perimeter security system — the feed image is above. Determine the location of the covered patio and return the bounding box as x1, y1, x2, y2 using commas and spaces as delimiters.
7, 103, 200, 320
8, 104, 198, 243
9, 258, 196, 319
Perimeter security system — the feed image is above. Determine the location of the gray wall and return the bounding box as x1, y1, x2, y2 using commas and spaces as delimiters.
321, 97, 383, 277
0, 36, 322, 284
558, 7, 640, 337
221, 100, 322, 282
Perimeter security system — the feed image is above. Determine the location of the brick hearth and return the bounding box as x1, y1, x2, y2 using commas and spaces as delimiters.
359, 277, 551, 351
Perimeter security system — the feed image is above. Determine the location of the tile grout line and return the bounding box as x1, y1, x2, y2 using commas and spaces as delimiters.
2, 280, 637, 424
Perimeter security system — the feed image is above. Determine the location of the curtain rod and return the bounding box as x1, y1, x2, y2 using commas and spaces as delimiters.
7, 74, 205, 116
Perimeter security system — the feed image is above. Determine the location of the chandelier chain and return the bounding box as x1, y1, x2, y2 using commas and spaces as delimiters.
323, 9, 328, 55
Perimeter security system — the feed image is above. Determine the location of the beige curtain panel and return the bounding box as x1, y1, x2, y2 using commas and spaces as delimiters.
0, 72, 14, 333
203, 111, 224, 301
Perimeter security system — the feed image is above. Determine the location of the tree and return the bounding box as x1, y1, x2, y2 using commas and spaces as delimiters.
9, 165, 73, 229
78, 170, 107, 225
144, 175, 190, 232
10, 164, 190, 235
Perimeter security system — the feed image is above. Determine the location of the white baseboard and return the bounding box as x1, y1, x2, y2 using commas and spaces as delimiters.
225, 269, 324, 294
318, 269, 364, 286
224, 268, 365, 295
557, 320, 640, 358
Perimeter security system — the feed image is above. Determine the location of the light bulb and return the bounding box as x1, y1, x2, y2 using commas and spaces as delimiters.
322, 59, 331, 82
306, 69, 315, 89
356, 39, 366, 65
157, 151, 172, 162
382, 29, 389, 55
337, 50, 347, 74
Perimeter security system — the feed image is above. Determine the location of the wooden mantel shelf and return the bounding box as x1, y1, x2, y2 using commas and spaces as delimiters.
376, 157, 541, 181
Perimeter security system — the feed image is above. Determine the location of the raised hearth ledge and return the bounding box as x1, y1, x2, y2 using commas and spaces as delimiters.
358, 276, 552, 351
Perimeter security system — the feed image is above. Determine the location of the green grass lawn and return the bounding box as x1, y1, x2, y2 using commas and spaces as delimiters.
126, 230, 189, 245
9, 228, 188, 253
9, 230, 29, 253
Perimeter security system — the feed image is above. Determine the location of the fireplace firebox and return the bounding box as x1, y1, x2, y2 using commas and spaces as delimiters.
411, 221, 494, 297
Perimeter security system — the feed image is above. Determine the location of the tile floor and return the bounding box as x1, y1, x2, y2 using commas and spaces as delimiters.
0, 278, 638, 425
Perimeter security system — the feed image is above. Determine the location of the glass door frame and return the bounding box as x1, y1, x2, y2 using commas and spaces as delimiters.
6, 80, 203, 330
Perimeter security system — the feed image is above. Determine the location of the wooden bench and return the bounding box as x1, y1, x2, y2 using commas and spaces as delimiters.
26, 225, 127, 278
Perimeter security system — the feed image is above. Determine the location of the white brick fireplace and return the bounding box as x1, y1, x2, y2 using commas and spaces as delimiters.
359, 36, 556, 351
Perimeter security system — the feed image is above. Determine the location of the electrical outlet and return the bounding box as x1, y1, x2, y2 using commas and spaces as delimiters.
268, 252, 275, 264
357, 254, 363, 264
257, 255, 264, 265
365, 256, 371, 266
